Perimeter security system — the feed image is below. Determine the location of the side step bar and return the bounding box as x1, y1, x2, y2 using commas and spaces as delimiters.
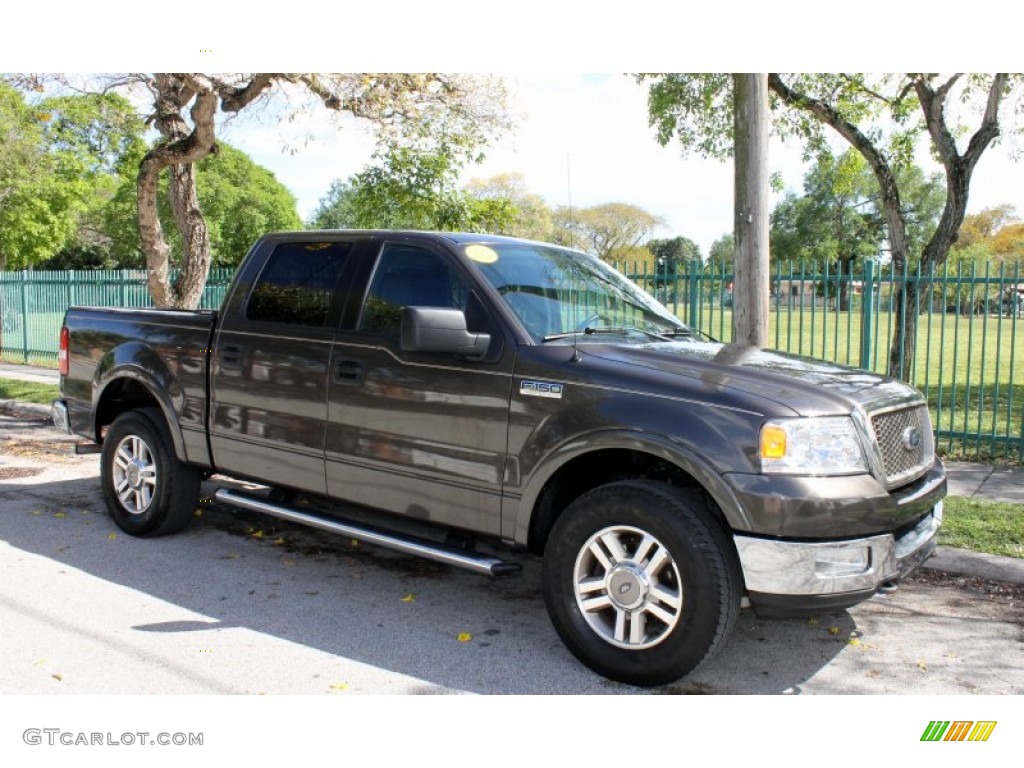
214, 488, 522, 579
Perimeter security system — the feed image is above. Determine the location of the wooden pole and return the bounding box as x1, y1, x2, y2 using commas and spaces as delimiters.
732, 73, 770, 347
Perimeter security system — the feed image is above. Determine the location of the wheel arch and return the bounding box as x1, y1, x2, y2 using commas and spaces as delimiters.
91, 343, 188, 462
514, 431, 751, 554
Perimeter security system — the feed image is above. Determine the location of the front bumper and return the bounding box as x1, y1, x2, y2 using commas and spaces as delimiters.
735, 500, 943, 616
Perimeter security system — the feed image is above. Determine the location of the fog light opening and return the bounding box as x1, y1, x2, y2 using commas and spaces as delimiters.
814, 546, 871, 577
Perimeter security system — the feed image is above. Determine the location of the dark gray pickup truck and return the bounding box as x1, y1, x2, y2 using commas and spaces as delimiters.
53, 231, 946, 686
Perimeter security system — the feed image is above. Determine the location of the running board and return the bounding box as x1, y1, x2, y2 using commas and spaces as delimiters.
214, 488, 522, 579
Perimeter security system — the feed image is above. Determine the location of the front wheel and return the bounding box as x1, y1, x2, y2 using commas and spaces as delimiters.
542, 480, 741, 687
100, 407, 201, 537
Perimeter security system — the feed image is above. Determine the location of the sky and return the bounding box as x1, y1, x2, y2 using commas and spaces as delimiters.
6, 3, 1018, 261
216, 72, 1024, 258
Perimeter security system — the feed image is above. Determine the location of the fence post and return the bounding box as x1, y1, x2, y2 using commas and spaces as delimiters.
19, 271, 30, 364
860, 259, 875, 371
688, 263, 700, 330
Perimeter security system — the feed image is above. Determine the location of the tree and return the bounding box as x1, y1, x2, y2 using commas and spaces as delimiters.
14, 73, 509, 307
708, 233, 734, 266
639, 73, 1022, 378
310, 143, 517, 233
950, 206, 1024, 265
770, 150, 944, 308
100, 142, 302, 269
464, 172, 554, 241
553, 202, 665, 262
309, 179, 361, 229
0, 83, 144, 270
647, 236, 701, 266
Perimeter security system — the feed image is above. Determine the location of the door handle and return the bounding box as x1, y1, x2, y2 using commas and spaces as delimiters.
220, 344, 243, 368
333, 359, 364, 384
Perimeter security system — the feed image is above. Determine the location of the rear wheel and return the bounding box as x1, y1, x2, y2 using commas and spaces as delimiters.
100, 407, 201, 537
542, 480, 741, 687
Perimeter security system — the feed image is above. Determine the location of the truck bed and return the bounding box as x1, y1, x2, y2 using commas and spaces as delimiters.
61, 305, 217, 467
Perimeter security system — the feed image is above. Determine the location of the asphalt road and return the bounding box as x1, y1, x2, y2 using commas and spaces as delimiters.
1, 409, 1022, 695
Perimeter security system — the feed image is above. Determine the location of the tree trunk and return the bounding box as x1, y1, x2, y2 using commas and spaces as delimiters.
886, 75, 1006, 379
137, 74, 217, 309
732, 74, 770, 347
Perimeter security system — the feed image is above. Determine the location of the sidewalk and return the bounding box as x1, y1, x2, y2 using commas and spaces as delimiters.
1, 360, 1021, 585
0, 361, 59, 385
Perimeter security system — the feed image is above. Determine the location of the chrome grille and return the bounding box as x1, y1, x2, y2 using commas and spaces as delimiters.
870, 405, 932, 487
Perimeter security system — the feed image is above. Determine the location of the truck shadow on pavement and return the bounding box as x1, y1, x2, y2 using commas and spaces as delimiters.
0, 471, 870, 694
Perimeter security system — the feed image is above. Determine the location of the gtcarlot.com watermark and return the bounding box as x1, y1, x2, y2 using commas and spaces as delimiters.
23, 729, 203, 747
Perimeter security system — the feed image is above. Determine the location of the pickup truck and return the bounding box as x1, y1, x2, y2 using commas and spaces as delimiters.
53, 230, 946, 686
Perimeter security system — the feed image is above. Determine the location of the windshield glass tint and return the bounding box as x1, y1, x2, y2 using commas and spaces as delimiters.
462, 243, 688, 342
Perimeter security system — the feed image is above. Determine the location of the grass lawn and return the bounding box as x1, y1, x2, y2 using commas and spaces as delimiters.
0, 379, 59, 405
939, 497, 1024, 559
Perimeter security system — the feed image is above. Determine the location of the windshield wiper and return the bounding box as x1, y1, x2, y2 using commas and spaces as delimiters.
542, 326, 673, 343
660, 328, 718, 342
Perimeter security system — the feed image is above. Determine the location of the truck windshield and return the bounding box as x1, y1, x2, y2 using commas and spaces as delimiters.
462, 242, 692, 343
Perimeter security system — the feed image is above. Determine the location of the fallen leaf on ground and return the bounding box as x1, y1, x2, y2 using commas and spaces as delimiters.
457, 632, 472, 643
401, 594, 415, 603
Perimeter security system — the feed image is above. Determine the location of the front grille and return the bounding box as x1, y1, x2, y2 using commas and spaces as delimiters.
870, 405, 933, 487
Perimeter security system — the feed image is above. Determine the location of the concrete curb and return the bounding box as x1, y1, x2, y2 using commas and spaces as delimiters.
926, 546, 1024, 585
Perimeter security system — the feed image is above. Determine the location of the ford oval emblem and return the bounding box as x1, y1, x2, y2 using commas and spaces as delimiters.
901, 426, 923, 451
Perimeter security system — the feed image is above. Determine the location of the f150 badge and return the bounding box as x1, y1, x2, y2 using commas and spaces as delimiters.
520, 380, 564, 399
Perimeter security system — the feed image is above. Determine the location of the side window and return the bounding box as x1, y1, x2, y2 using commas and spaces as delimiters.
359, 245, 469, 339
247, 242, 353, 327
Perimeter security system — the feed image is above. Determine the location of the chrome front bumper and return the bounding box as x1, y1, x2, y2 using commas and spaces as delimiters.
735, 501, 943, 606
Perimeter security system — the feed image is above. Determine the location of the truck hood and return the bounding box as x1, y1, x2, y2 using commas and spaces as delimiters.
584, 339, 921, 417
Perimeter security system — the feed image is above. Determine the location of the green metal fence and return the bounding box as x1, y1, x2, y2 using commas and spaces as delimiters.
2, 260, 1022, 462
621, 258, 1024, 462
0, 268, 235, 367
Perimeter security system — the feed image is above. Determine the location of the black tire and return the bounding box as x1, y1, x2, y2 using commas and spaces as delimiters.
542, 480, 741, 687
100, 407, 201, 537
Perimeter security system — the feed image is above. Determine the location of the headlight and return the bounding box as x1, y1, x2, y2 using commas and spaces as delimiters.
760, 416, 867, 475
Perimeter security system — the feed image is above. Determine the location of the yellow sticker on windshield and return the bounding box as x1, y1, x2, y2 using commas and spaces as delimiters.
465, 245, 499, 264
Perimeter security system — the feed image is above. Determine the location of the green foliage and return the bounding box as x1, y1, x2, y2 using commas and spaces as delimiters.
552, 202, 665, 262
955, 206, 1024, 263
310, 144, 517, 234
100, 142, 302, 268
464, 173, 554, 241
708, 233, 734, 266
638, 74, 735, 159
0, 84, 78, 270
195, 144, 302, 265
0, 84, 146, 270
771, 150, 944, 269
646, 237, 701, 284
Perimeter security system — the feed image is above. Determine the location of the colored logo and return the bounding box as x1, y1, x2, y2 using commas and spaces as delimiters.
920, 721, 997, 742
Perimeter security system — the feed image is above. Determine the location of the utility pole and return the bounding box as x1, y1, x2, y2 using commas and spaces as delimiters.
732, 73, 770, 347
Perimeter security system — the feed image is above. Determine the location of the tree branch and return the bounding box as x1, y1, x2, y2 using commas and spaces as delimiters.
768, 74, 909, 265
